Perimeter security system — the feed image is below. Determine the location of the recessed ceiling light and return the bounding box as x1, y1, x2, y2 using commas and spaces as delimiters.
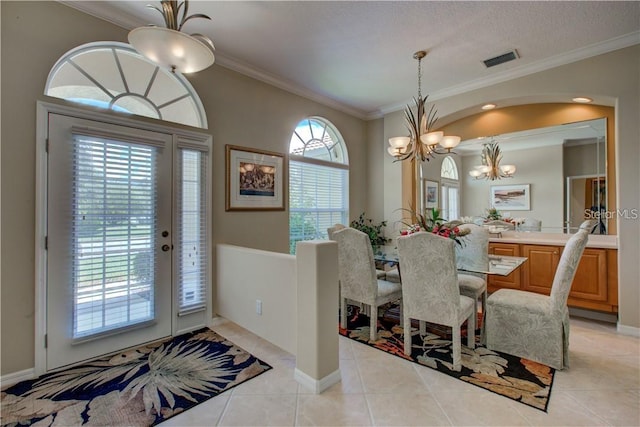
481, 103, 497, 110
572, 97, 593, 103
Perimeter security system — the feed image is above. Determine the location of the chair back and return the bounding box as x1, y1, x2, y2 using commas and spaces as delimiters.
327, 223, 346, 240
333, 228, 378, 304
484, 220, 515, 230
397, 232, 460, 325
549, 224, 593, 311
519, 218, 542, 232
455, 223, 489, 274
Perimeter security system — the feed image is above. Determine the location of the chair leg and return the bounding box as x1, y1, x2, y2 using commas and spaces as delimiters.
370, 304, 378, 342
398, 299, 403, 324
467, 311, 475, 349
404, 315, 412, 356
480, 291, 487, 337
419, 320, 426, 336
452, 326, 462, 371
340, 297, 347, 330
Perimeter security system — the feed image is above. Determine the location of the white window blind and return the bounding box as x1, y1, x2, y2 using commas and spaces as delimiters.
177, 148, 208, 314
289, 159, 348, 253
72, 135, 156, 339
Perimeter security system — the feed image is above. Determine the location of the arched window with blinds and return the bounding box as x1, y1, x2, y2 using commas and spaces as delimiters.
288, 117, 349, 254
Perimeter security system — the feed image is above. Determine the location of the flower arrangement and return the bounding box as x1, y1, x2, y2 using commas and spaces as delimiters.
399, 207, 470, 246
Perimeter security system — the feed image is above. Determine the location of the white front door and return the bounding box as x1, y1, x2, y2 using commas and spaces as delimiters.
46, 113, 173, 371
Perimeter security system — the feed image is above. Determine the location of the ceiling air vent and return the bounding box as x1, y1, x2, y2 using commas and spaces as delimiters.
483, 50, 519, 68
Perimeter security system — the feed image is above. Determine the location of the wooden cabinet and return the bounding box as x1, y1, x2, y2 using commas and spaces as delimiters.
522, 244, 561, 294
487, 243, 521, 292
488, 242, 618, 313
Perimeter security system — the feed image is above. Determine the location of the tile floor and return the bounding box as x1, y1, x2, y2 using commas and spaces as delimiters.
162, 317, 640, 426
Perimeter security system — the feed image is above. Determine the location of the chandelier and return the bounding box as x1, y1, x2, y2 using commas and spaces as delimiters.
468, 141, 516, 180
128, 0, 215, 74
387, 51, 461, 162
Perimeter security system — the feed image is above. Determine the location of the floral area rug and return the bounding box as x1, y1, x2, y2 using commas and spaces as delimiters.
1, 328, 272, 426
340, 304, 554, 412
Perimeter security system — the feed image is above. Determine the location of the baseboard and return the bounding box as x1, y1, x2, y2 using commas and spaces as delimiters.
1, 368, 35, 388
569, 307, 617, 323
617, 323, 640, 337
294, 368, 341, 394
209, 316, 229, 327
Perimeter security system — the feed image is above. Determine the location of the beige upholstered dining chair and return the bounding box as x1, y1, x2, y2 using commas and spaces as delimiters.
397, 231, 475, 371
518, 218, 542, 232
485, 220, 595, 369
333, 227, 403, 342
328, 224, 387, 279
455, 223, 489, 328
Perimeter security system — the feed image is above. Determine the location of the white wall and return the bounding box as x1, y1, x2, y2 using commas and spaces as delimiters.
216, 245, 297, 354
460, 145, 564, 230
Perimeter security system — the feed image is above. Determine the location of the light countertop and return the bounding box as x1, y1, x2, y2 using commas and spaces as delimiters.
489, 231, 618, 249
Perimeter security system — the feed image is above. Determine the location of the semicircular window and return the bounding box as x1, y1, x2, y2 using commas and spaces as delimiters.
45, 42, 207, 129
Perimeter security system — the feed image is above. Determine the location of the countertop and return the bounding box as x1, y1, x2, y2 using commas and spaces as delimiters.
488, 231, 618, 249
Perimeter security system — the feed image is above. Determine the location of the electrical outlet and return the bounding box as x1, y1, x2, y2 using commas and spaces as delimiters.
256, 299, 262, 315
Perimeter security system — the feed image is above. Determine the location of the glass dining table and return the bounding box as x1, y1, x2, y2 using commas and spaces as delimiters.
373, 245, 527, 277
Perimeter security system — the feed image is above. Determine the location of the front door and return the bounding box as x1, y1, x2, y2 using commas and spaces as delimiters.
46, 113, 173, 371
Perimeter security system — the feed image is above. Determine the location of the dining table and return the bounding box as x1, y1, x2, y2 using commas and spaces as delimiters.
373, 245, 527, 277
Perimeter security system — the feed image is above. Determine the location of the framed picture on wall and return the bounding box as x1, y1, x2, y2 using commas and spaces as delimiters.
225, 145, 285, 211
424, 180, 439, 209
490, 184, 531, 211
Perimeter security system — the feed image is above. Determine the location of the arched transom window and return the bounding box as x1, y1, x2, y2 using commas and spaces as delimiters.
45, 42, 207, 128
289, 117, 349, 254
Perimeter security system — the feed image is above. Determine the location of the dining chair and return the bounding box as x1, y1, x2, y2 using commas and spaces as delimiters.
333, 227, 403, 342
518, 218, 542, 232
485, 220, 595, 369
455, 223, 489, 329
397, 231, 475, 371
328, 224, 387, 279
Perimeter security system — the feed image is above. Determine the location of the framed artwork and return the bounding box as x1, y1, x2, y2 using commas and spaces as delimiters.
424, 180, 439, 209
225, 145, 285, 211
491, 184, 531, 211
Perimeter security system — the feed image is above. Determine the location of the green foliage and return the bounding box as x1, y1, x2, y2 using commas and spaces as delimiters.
350, 213, 389, 248
486, 208, 502, 220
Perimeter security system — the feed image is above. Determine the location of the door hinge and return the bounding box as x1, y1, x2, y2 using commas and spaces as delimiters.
45, 138, 49, 153
44, 236, 48, 250
44, 334, 48, 349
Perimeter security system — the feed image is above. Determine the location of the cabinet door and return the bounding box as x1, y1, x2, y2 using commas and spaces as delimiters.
567, 248, 608, 307
522, 245, 561, 294
488, 243, 521, 292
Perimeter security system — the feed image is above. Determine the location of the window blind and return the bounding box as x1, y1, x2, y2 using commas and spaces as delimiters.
176, 148, 208, 314
289, 159, 348, 253
72, 135, 157, 339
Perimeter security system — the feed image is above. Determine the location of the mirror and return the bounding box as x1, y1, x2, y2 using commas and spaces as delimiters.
457, 118, 608, 234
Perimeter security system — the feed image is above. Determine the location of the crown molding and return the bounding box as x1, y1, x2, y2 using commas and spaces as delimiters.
378, 31, 640, 116
213, 55, 368, 120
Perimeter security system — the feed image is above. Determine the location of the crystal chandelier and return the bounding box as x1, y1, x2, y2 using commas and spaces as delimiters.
468, 141, 516, 180
387, 51, 461, 162
128, 0, 215, 74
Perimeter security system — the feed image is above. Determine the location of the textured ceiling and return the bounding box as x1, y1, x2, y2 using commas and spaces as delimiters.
63, 1, 640, 119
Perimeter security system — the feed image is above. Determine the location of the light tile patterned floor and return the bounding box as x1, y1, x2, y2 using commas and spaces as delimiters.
161, 317, 640, 426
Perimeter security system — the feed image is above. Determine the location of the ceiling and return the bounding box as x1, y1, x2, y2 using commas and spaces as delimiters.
62, 1, 640, 119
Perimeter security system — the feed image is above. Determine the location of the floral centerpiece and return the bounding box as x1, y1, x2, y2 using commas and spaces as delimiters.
399, 207, 470, 246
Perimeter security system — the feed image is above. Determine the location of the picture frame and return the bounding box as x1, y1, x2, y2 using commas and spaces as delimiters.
424, 179, 439, 209
225, 145, 285, 211
490, 184, 531, 211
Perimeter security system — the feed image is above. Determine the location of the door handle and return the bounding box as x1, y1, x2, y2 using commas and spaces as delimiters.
161, 244, 171, 252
